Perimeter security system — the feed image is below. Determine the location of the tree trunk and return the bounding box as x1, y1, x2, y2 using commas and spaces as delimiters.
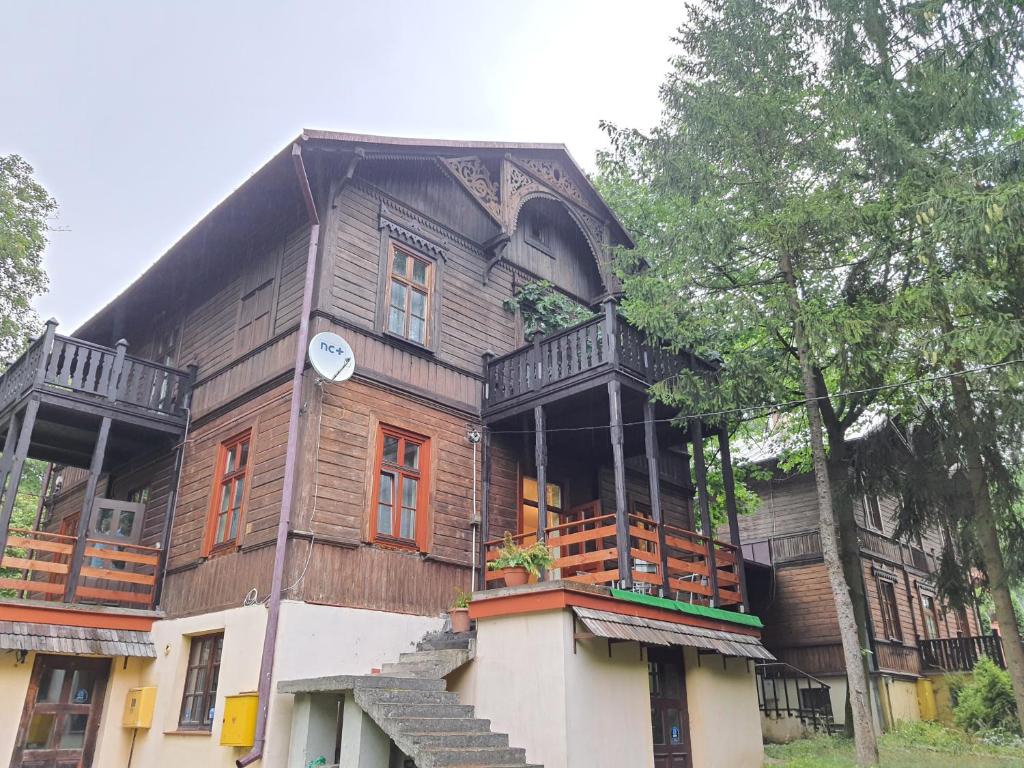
779, 252, 879, 765
949, 373, 1024, 732
828, 446, 876, 737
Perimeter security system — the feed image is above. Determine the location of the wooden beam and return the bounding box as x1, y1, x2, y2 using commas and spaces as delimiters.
644, 400, 670, 597
479, 426, 492, 591
0, 400, 40, 558
534, 405, 547, 544
64, 416, 112, 603
718, 426, 749, 610
689, 419, 718, 606
608, 380, 631, 588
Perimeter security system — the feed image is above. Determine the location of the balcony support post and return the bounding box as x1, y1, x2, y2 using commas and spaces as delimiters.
718, 426, 749, 610
64, 415, 112, 603
534, 405, 548, 544
0, 400, 40, 556
689, 420, 718, 606
643, 400, 670, 597
608, 379, 631, 589
479, 426, 491, 591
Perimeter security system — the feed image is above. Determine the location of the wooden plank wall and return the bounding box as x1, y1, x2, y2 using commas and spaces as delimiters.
167, 382, 292, 572
761, 561, 841, 653
291, 376, 477, 566
504, 197, 604, 303
323, 179, 519, 376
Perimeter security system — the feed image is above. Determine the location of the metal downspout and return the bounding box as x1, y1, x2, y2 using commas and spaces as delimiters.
236, 142, 320, 767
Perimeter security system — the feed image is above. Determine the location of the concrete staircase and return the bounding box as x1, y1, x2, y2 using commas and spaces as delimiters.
353, 631, 541, 768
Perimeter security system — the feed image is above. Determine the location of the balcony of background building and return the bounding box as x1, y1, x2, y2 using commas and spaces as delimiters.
0, 320, 194, 614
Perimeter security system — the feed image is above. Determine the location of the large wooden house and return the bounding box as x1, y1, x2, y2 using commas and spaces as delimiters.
0, 132, 771, 768
737, 458, 1001, 739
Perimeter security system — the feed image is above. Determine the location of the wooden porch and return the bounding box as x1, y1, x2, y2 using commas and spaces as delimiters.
0, 321, 194, 611
479, 301, 750, 612
483, 508, 744, 607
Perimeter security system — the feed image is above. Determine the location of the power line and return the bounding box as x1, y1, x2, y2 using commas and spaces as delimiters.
487, 358, 1024, 436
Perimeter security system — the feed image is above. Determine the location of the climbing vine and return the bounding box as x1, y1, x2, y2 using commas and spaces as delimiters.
503, 280, 595, 340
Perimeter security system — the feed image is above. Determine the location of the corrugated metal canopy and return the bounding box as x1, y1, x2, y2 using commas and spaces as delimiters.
573, 607, 775, 661
0, 622, 156, 658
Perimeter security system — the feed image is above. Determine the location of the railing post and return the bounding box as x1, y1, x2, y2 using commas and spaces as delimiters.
106, 338, 128, 402
608, 379, 631, 589
689, 420, 718, 606
35, 319, 58, 386
602, 298, 619, 366
643, 400, 670, 597
530, 332, 544, 391
64, 416, 112, 603
481, 350, 494, 408
718, 426, 748, 611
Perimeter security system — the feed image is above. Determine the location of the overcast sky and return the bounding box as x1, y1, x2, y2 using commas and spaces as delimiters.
3, 1, 682, 331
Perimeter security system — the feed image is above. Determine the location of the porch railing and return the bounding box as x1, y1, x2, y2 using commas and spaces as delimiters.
483, 311, 693, 413
919, 634, 1006, 672
0, 324, 192, 420
0, 527, 161, 608
484, 513, 743, 608
755, 661, 835, 734
743, 527, 935, 573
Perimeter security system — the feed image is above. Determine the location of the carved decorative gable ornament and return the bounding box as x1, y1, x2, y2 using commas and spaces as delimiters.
437, 151, 618, 291
439, 156, 502, 221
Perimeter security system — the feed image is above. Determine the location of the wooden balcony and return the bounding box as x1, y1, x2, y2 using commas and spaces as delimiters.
1, 524, 161, 609
0, 321, 194, 616
482, 303, 712, 421
919, 633, 1008, 672
484, 512, 744, 608
742, 527, 937, 573
0, 321, 191, 437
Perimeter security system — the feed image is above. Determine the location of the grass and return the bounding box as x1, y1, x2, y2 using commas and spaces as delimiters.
764, 722, 1024, 768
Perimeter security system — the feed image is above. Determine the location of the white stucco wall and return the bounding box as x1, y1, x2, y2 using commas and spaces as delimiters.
452, 608, 655, 768
684, 649, 763, 768
0, 650, 35, 763
47, 599, 441, 768
264, 600, 442, 767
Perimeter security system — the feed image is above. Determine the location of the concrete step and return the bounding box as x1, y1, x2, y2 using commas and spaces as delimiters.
381, 662, 449, 678
407, 731, 510, 749
368, 702, 476, 720
357, 688, 460, 705
421, 746, 527, 766
417, 630, 475, 651
398, 649, 471, 665
391, 717, 493, 734
354, 675, 447, 692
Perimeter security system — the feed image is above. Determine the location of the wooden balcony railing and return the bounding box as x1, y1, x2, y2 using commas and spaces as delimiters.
483, 310, 695, 416
743, 527, 936, 573
0, 527, 161, 609
484, 513, 743, 608
919, 634, 1007, 672
0, 323, 192, 421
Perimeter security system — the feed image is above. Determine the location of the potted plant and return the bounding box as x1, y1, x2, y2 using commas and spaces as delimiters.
449, 588, 472, 633
487, 532, 553, 587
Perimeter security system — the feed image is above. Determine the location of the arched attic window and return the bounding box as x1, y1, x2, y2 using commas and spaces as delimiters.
509, 197, 605, 303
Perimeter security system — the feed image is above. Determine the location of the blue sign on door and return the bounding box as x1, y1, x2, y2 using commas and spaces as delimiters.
670, 725, 681, 744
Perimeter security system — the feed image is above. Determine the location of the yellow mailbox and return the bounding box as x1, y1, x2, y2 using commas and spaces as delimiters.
123, 687, 157, 729
220, 693, 258, 747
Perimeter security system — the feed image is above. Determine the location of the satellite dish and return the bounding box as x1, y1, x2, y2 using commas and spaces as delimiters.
308, 331, 356, 382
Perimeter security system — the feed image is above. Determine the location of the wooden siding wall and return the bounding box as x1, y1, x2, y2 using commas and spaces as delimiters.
504, 198, 604, 304
291, 376, 477, 566
321, 179, 518, 376
762, 562, 841, 651
742, 473, 820, 542
167, 381, 292, 564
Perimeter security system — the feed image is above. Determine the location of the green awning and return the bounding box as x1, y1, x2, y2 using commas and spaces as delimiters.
609, 589, 764, 629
